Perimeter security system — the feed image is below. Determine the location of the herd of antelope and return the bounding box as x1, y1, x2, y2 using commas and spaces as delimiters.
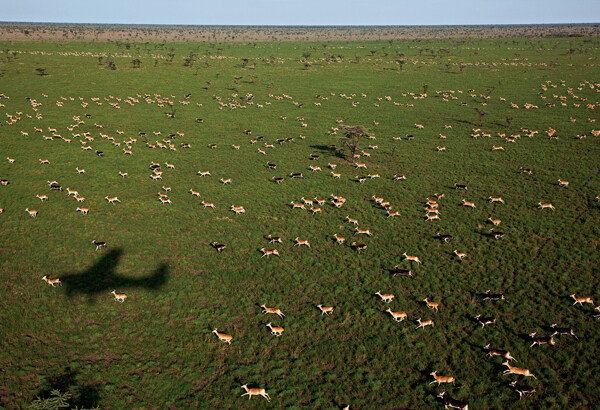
1, 74, 598, 408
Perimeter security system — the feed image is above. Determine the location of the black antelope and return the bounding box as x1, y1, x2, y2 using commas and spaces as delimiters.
529, 332, 556, 348
437, 391, 468, 410
211, 242, 226, 252
509, 380, 536, 400
550, 324, 577, 339
482, 290, 505, 302
483, 344, 515, 361
92, 240, 107, 251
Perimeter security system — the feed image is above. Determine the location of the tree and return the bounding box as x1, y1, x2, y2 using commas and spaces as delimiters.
474, 108, 487, 126
131, 59, 141, 69
338, 125, 370, 160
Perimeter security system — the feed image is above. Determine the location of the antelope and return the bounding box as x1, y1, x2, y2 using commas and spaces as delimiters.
488, 217, 501, 226
436, 232, 453, 243
375, 291, 395, 303
509, 380, 536, 400
261, 305, 285, 318
403, 252, 421, 264
123, 148, 133, 155
422, 298, 439, 312
558, 179, 569, 188
482, 290, 505, 302
75, 167, 86, 174
190, 189, 200, 197
289, 172, 303, 178
240, 385, 271, 402
437, 146, 446, 152
393, 174, 407, 181
454, 183, 467, 190
42, 276, 61, 287
426, 214, 440, 221
66, 188, 78, 197
165, 162, 175, 169
294, 238, 311, 248
25, 208, 38, 218
489, 196, 505, 204
39, 159, 50, 164
272, 177, 284, 184
354, 228, 372, 236
386, 308, 407, 322
328, 163, 337, 169
260, 248, 279, 257
529, 332, 556, 348
220, 178, 232, 184
502, 362, 537, 379
111, 290, 127, 303
309, 165, 321, 172
232, 145, 240, 150
230, 206, 245, 214
537, 202, 555, 210
354, 163, 367, 169
474, 315, 496, 327
266, 235, 282, 244
212, 328, 232, 344
314, 197, 326, 206
489, 229, 504, 240
331, 172, 341, 179
266, 322, 284, 336
333, 233, 345, 245
368, 173, 380, 179
346, 216, 359, 225
415, 318, 434, 329
425, 208, 439, 215
7, 157, 15, 163
550, 324, 578, 339
461, 199, 476, 208
160, 197, 172, 205
483, 344, 516, 361
520, 167, 533, 175
197, 171, 211, 177
454, 250, 467, 260
351, 242, 367, 253
300, 197, 314, 207
387, 210, 401, 217
201, 201, 215, 208
437, 391, 468, 410
430, 371, 455, 386
211, 242, 226, 252
492, 145, 504, 151
310, 207, 321, 215
36, 194, 48, 202
290, 202, 305, 210
92, 240, 106, 250
372, 195, 384, 204
571, 294, 594, 306
317, 305, 334, 315
105, 196, 120, 204
76, 207, 89, 215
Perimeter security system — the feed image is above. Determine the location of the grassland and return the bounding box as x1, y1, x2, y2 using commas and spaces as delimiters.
1, 32, 600, 409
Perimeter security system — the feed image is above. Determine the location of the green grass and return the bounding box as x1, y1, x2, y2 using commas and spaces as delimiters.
1, 35, 600, 408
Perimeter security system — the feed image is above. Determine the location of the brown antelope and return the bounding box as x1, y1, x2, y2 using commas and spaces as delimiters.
346, 216, 359, 225
331, 172, 341, 178
354, 162, 367, 169
430, 371, 455, 386
558, 179, 569, 188
261, 305, 285, 318
387, 210, 401, 217
165, 162, 175, 169
461, 199, 476, 208
240, 385, 271, 402
571, 294, 594, 306
260, 248, 279, 257
201, 201, 215, 209
231, 206, 245, 214
111, 290, 127, 303
220, 178, 232, 184
66, 188, 79, 197
386, 308, 407, 322
76, 207, 89, 215
351, 242, 367, 253
266, 234, 282, 244
314, 198, 326, 206
123, 148, 133, 155
190, 189, 201, 197
375, 291, 395, 303
36, 194, 48, 202
415, 318, 434, 329
426, 214, 440, 221
310, 207, 321, 215
197, 171, 211, 177
354, 228, 372, 236
333, 233, 345, 245
39, 159, 50, 164
538, 202, 555, 210
492, 145, 504, 151
372, 195, 384, 203
317, 305, 334, 315
309, 165, 321, 172
42, 276, 61, 287
437, 146, 446, 152
483, 344, 516, 361
488, 196, 505, 204
25, 208, 38, 218
423, 298, 439, 312
488, 217, 501, 226
328, 163, 337, 169
212, 328, 232, 344
160, 197, 172, 205
7, 157, 15, 163
291, 202, 305, 210
105, 196, 121, 204
300, 197, 314, 207
266, 322, 284, 336
454, 250, 467, 260
403, 252, 422, 264
232, 144, 240, 150
502, 362, 537, 379
393, 174, 407, 181
294, 238, 311, 248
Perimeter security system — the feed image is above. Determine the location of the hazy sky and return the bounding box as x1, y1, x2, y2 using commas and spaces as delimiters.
3, 0, 600, 26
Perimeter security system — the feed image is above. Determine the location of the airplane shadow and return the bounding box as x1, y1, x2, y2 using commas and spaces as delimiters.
61, 248, 168, 303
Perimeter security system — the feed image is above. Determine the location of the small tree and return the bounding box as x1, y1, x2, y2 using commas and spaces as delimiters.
474, 108, 487, 126
338, 125, 370, 160
131, 59, 141, 69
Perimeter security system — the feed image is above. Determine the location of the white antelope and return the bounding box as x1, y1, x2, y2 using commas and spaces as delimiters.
266, 322, 284, 336
423, 298, 439, 312
212, 328, 233, 344
76, 207, 89, 215
25, 208, 38, 218
240, 385, 271, 402
430, 371, 455, 386
42, 275, 61, 287
36, 194, 48, 202
111, 290, 127, 303
571, 294, 594, 306
403, 252, 422, 264
538, 202, 555, 210
502, 362, 537, 379
386, 308, 407, 322
261, 305, 285, 318
454, 250, 467, 260
415, 318, 434, 329
105, 196, 120, 204
375, 291, 395, 303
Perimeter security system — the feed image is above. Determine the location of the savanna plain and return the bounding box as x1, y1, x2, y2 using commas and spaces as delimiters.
1, 25, 600, 409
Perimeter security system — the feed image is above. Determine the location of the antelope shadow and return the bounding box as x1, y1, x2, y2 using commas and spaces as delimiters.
61, 248, 168, 303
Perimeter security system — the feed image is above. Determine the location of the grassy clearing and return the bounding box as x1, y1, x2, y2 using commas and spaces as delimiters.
1, 35, 599, 408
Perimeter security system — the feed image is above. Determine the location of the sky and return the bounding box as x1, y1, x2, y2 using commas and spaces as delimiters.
3, 0, 600, 26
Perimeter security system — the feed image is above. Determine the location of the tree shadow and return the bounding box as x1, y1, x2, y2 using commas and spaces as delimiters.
37, 366, 101, 409
309, 144, 344, 159
61, 248, 168, 303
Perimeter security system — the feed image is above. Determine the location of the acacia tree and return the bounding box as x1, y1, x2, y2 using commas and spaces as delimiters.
338, 125, 370, 160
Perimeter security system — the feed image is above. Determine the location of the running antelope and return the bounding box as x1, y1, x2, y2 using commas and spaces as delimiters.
333, 233, 345, 244
266, 235, 282, 244
7, 157, 15, 163
300, 197, 314, 207
430, 371, 455, 386
201, 201, 215, 208
558, 179, 569, 188
483, 344, 516, 361
66, 188, 78, 197
354, 228, 372, 236
461, 199, 476, 208
36, 194, 48, 202
488, 217, 501, 226
39, 159, 50, 164
437, 391, 468, 410
76, 207, 89, 215
111, 290, 127, 303
351, 242, 367, 253
240, 385, 271, 402
492, 145, 504, 151
454, 250, 467, 260
165, 162, 174, 169
489, 196, 505, 204
426, 214, 440, 221
538, 202, 555, 210
529, 332, 556, 348
502, 362, 537, 379
294, 238, 311, 248
42, 276, 61, 287
474, 315, 496, 327
25, 208, 38, 218
403, 252, 422, 264
346, 216, 359, 225
387, 210, 401, 217
190, 189, 200, 197
317, 305, 334, 315
260, 248, 279, 257
354, 163, 367, 169
261, 305, 285, 318
212, 328, 232, 344
571, 294, 594, 306
386, 308, 407, 322
415, 318, 434, 329
105, 196, 121, 204
550, 324, 578, 340
92, 240, 106, 250
220, 178, 232, 184
423, 298, 439, 311
375, 291, 395, 303
437, 233, 453, 243
197, 171, 211, 177
76, 167, 86, 174
230, 206, 245, 214
509, 380, 536, 400
291, 202, 305, 210
266, 322, 284, 336
331, 172, 341, 178
211, 242, 226, 252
